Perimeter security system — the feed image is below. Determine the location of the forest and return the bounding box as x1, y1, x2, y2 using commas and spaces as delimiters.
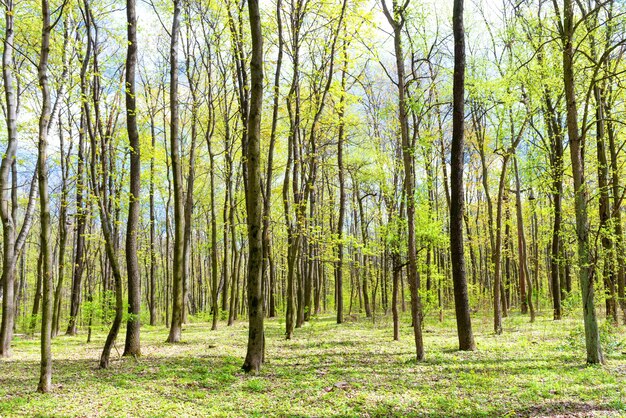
1, 0, 626, 416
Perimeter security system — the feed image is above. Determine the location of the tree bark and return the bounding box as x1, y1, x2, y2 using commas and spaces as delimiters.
123, 0, 141, 357
66, 3, 90, 337
262, 0, 283, 319
382, 0, 424, 361
450, 0, 476, 350
37, 0, 53, 392
242, 0, 264, 373
335, 36, 348, 325
167, 0, 184, 343
555, 0, 603, 364
513, 159, 535, 323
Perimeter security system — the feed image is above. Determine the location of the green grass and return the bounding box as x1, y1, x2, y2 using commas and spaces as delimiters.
1, 312, 626, 417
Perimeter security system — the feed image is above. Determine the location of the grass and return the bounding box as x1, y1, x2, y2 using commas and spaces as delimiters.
1, 311, 626, 417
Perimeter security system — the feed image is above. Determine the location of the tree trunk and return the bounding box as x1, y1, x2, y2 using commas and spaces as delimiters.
513, 159, 535, 323
123, 0, 141, 357
606, 90, 626, 323
382, 0, 424, 361
335, 37, 347, 324
262, 0, 283, 319
148, 112, 157, 326
167, 0, 184, 344
556, 0, 603, 364
37, 0, 53, 392
242, 0, 264, 373
208, 141, 219, 331
450, 0, 476, 350
0, 0, 19, 357
67, 5, 90, 337
52, 21, 71, 338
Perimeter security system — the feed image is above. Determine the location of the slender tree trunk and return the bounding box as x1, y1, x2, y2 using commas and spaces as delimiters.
382, 0, 424, 361
392, 256, 401, 341
513, 159, 535, 323
167, 0, 184, 343
0, 0, 19, 357
556, 0, 603, 364
544, 93, 563, 320
37, 0, 53, 392
80, 0, 124, 369
52, 21, 71, 338
208, 144, 219, 331
262, 0, 283, 319
335, 37, 347, 325
182, 59, 198, 324
606, 91, 626, 323
149, 113, 157, 326
67, 5, 90, 337
593, 83, 616, 321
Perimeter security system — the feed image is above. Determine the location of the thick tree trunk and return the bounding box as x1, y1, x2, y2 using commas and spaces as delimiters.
123, 0, 141, 357
242, 0, 264, 373
450, 0, 476, 350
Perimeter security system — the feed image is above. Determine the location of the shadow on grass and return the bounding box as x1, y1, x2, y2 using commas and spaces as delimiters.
1, 316, 623, 416
508, 400, 618, 418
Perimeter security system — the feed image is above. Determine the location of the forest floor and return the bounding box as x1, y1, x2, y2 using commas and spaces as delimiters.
1, 310, 626, 417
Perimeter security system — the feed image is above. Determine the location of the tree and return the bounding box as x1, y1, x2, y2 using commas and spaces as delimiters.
262, 0, 283, 319
167, 0, 184, 344
66, 0, 89, 338
242, 0, 264, 373
553, 0, 603, 364
123, 0, 141, 357
382, 0, 424, 361
450, 0, 476, 351
0, 0, 38, 357
37, 0, 54, 393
